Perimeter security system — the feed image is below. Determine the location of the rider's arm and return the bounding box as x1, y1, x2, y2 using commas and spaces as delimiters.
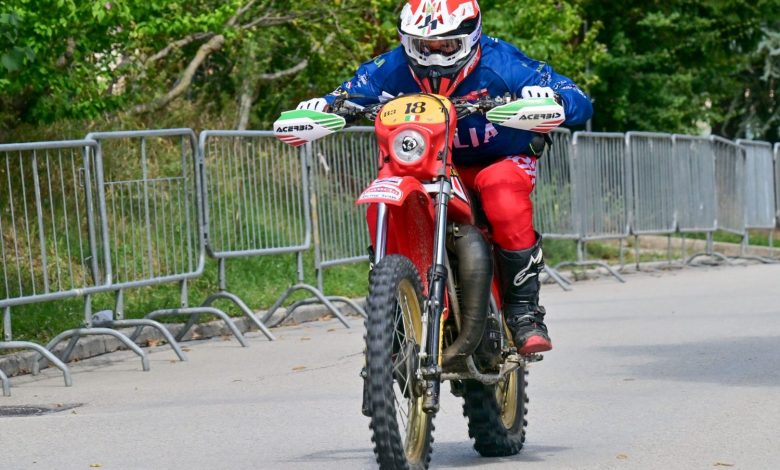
504, 46, 593, 126
322, 55, 389, 108
533, 63, 593, 126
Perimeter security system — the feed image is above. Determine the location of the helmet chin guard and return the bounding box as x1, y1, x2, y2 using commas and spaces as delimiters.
409, 45, 481, 97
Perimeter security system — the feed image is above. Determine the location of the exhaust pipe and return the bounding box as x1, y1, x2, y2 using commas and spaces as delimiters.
441, 224, 492, 369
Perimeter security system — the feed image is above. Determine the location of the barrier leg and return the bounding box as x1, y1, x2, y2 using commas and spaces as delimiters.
1, 367, 10, 396
553, 260, 626, 283
143, 307, 249, 347
261, 284, 351, 329
686, 252, 732, 265
1, 341, 72, 387
269, 295, 367, 328
324, 296, 367, 318
60, 335, 81, 367
685, 232, 732, 266
203, 292, 275, 341
99, 319, 188, 361
543, 265, 572, 291
32, 329, 150, 374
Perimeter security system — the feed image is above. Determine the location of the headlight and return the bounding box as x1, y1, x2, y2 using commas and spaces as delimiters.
392, 130, 426, 163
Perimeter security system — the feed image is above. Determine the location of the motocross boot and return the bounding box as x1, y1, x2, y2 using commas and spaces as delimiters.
496, 233, 552, 355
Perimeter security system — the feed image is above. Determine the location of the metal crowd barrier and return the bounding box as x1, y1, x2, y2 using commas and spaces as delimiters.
534, 129, 576, 239
627, 132, 676, 236
199, 131, 349, 330
4, 127, 780, 395
0, 366, 8, 396
736, 139, 776, 252
532, 129, 577, 290
559, 132, 628, 282
0, 140, 104, 391
626, 132, 676, 266
712, 136, 747, 237
34, 130, 222, 375
305, 127, 377, 315
671, 135, 722, 263
775, 143, 780, 226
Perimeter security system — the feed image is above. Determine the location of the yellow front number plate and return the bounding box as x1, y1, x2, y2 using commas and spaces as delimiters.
379, 95, 450, 126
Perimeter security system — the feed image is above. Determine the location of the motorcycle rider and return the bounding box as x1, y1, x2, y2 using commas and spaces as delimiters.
297, 0, 593, 355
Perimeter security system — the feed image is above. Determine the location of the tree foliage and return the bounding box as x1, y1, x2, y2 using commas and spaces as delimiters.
481, 0, 606, 92
584, 0, 779, 139
0, 0, 777, 141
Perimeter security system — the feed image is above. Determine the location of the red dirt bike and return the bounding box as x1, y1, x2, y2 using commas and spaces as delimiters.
275, 92, 564, 469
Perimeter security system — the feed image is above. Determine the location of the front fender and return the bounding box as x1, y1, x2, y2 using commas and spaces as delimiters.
363, 177, 435, 294
357, 176, 429, 206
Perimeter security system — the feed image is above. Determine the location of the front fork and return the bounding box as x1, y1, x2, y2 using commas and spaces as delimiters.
421, 178, 451, 413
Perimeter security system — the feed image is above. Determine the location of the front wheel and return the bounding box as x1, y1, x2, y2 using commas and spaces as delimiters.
462, 367, 528, 456
366, 254, 434, 469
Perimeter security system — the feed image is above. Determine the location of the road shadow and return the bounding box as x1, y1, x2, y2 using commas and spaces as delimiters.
602, 336, 780, 387
431, 441, 570, 467
284, 447, 375, 466
286, 443, 569, 468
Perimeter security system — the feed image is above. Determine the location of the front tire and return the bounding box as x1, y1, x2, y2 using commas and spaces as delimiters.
462, 367, 528, 456
366, 255, 434, 469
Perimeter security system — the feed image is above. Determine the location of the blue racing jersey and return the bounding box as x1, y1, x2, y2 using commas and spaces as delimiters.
323, 35, 593, 166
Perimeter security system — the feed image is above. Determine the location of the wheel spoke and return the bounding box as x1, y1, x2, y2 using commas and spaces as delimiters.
394, 388, 409, 428
398, 292, 417, 341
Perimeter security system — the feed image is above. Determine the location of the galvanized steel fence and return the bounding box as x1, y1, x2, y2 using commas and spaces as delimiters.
199, 131, 349, 330
33, 130, 211, 376
736, 140, 777, 252
672, 135, 717, 234
2, 126, 779, 396
776, 143, 780, 225
0, 140, 104, 390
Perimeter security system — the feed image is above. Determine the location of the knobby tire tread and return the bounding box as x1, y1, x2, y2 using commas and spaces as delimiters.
461, 370, 529, 457
366, 255, 433, 470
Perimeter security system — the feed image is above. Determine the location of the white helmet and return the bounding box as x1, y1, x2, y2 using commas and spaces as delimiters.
398, 0, 482, 96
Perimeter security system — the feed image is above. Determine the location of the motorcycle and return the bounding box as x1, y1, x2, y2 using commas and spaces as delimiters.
274, 92, 564, 469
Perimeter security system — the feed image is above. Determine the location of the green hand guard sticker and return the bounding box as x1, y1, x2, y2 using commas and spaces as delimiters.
274, 109, 346, 147
487, 98, 565, 133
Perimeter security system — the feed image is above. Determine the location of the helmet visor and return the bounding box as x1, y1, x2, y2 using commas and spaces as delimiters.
404, 34, 471, 67
412, 37, 465, 58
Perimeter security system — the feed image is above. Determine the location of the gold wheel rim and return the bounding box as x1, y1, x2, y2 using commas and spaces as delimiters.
393, 279, 428, 461
497, 369, 519, 429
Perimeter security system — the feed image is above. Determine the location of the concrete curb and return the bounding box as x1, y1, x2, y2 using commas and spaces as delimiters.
619, 234, 780, 258
0, 298, 366, 379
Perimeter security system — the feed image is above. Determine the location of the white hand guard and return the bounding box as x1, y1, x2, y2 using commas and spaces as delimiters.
296, 98, 329, 112
520, 86, 556, 99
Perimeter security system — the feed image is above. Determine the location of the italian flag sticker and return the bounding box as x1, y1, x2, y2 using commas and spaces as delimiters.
404, 115, 420, 122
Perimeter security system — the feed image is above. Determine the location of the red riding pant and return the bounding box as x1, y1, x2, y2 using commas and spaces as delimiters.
456, 155, 538, 251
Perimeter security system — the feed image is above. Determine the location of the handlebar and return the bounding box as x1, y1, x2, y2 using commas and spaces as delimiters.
329, 93, 514, 122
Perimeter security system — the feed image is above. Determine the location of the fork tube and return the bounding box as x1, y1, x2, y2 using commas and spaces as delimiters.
423, 178, 451, 413
374, 203, 388, 264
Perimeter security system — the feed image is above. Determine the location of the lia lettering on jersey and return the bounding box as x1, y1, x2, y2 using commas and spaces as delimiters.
453, 123, 499, 149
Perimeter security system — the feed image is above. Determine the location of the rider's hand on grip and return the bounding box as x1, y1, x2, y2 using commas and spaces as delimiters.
520, 86, 564, 106
296, 98, 330, 112
520, 86, 555, 99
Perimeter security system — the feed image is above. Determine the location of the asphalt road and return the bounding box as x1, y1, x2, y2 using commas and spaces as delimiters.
2, 263, 779, 470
